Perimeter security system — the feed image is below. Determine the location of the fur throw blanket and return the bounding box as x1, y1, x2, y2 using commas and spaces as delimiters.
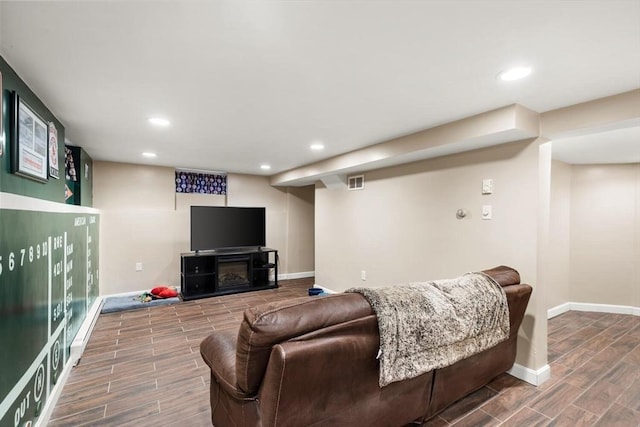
346, 272, 509, 387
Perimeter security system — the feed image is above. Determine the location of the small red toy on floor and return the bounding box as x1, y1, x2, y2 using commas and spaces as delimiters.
150, 286, 179, 299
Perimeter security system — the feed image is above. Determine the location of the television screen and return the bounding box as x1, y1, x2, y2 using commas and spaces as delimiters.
190, 206, 266, 251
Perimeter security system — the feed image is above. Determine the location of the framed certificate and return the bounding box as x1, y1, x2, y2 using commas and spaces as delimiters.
49, 122, 59, 179
12, 92, 48, 182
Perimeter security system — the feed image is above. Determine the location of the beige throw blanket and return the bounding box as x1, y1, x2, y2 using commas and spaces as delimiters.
346, 272, 509, 387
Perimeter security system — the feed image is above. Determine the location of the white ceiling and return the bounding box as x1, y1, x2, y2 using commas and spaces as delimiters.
1, 1, 639, 176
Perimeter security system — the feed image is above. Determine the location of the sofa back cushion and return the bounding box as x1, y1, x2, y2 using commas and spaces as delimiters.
235, 293, 374, 394
482, 266, 520, 287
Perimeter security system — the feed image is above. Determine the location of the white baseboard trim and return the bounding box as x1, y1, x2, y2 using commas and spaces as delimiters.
102, 289, 147, 298
36, 356, 76, 427
70, 297, 104, 366
313, 284, 338, 294
278, 271, 315, 280
37, 298, 104, 427
548, 302, 640, 319
101, 287, 180, 299
508, 363, 551, 386
547, 302, 572, 319
103, 274, 316, 298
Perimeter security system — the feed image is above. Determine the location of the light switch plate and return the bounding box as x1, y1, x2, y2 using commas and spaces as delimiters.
482, 179, 493, 194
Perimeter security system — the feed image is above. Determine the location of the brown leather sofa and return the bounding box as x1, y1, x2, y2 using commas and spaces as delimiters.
200, 266, 532, 426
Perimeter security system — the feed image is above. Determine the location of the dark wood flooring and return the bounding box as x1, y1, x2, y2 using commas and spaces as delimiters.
50, 280, 640, 426
421, 310, 640, 427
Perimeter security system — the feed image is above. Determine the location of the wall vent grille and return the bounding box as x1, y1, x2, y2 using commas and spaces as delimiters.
347, 175, 364, 190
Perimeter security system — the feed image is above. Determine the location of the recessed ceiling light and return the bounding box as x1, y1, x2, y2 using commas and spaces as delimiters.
260, 164, 271, 170
148, 117, 170, 127
142, 152, 157, 158
310, 143, 325, 151
498, 67, 532, 81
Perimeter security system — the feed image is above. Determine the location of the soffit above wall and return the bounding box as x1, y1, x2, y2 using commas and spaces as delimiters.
543, 90, 640, 165
274, 90, 640, 186
271, 104, 539, 187
552, 123, 640, 165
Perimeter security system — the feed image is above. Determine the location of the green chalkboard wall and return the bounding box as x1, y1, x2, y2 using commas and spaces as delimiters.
0, 209, 100, 427
0, 55, 99, 426
0, 56, 67, 204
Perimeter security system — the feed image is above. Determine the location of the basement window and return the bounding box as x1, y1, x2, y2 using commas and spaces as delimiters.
348, 175, 364, 190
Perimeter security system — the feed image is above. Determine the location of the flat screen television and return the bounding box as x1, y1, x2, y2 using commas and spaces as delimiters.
190, 206, 266, 252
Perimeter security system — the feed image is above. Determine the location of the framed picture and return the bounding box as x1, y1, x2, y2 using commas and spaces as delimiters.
11, 92, 48, 182
49, 122, 60, 179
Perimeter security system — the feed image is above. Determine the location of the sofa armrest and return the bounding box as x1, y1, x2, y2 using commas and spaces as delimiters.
503, 284, 532, 338
200, 327, 254, 400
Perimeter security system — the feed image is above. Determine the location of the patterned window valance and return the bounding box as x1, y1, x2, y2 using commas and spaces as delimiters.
175, 170, 227, 194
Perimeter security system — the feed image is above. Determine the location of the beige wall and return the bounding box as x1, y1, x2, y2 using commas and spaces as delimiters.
94, 162, 314, 295
546, 161, 640, 310
546, 160, 572, 310
541, 91, 640, 312
569, 163, 640, 307
315, 139, 547, 369
225, 174, 315, 275
285, 186, 316, 274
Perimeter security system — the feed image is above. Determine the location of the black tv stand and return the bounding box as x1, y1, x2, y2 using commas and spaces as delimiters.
180, 247, 278, 300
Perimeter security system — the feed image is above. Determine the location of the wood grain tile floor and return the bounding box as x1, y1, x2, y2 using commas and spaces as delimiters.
421, 310, 640, 427
49, 278, 313, 427
50, 281, 640, 427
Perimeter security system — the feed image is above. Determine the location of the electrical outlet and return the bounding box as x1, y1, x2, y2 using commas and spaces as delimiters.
135, 262, 143, 271
361, 270, 367, 281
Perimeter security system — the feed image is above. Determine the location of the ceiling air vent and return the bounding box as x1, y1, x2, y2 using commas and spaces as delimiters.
347, 175, 364, 190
